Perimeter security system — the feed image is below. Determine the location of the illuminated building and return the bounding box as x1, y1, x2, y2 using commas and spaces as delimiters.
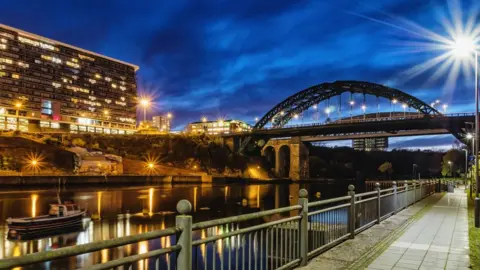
185, 119, 251, 135
0, 24, 138, 134
352, 137, 388, 151
152, 115, 171, 132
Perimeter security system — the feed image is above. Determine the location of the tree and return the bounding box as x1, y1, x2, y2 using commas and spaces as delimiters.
72, 138, 86, 147
378, 162, 393, 179
441, 149, 464, 177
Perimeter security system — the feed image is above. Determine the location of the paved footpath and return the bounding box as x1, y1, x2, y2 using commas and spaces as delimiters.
368, 188, 470, 270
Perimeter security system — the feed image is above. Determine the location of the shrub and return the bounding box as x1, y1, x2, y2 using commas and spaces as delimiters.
72, 138, 86, 147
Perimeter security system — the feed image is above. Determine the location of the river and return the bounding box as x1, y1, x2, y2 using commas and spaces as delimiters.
0, 181, 360, 269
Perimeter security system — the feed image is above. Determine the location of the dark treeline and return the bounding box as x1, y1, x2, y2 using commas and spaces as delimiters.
308, 146, 466, 180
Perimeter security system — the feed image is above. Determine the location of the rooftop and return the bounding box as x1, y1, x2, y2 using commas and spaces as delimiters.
0, 23, 139, 71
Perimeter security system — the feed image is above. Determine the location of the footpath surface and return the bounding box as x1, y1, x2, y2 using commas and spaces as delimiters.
368, 188, 469, 270
299, 193, 443, 270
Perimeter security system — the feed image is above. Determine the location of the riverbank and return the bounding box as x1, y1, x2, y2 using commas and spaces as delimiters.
0, 175, 299, 188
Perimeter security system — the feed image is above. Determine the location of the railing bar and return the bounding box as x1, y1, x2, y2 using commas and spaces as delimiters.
355, 190, 378, 197
308, 203, 351, 216
307, 195, 351, 207
380, 193, 395, 199
78, 245, 180, 270
276, 258, 301, 270
242, 234, 246, 270
248, 232, 252, 270
260, 229, 263, 270
213, 240, 216, 270
228, 224, 232, 270
192, 205, 302, 230
354, 219, 377, 234
221, 226, 225, 270
192, 216, 301, 246
205, 242, 208, 270
0, 227, 180, 269
356, 196, 377, 204
270, 228, 274, 270
155, 256, 159, 270
167, 253, 170, 270
235, 230, 239, 270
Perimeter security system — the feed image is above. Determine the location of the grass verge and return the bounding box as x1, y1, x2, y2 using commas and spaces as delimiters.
467, 192, 480, 270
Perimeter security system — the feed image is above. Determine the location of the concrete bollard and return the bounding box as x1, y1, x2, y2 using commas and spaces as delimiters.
375, 182, 381, 224
348, 185, 356, 239
298, 189, 309, 266
176, 200, 192, 270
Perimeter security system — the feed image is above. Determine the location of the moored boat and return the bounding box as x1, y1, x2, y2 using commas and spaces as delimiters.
7, 201, 87, 239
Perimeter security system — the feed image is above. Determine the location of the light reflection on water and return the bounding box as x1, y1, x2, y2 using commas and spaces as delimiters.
0, 182, 356, 269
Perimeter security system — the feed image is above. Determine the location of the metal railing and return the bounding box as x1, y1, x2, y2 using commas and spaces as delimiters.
0, 181, 438, 270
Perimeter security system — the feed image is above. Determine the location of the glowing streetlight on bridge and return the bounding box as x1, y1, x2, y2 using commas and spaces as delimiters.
312, 104, 317, 110
361, 104, 367, 119
442, 104, 448, 113
391, 98, 398, 118
349, 100, 355, 120
293, 114, 299, 119
324, 107, 331, 117
402, 103, 408, 117
255, 117, 259, 122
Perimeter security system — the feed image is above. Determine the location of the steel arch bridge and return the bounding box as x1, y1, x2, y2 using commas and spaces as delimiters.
255, 80, 441, 129
238, 81, 455, 153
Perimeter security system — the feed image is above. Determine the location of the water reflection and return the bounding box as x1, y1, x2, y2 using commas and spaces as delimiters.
0, 181, 357, 268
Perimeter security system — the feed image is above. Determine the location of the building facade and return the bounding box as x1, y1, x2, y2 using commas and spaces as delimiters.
152, 115, 171, 132
352, 137, 388, 151
0, 24, 138, 134
186, 119, 251, 135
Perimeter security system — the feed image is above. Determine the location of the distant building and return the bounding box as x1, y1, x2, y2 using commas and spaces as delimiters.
185, 119, 251, 135
352, 137, 388, 151
152, 115, 171, 132
0, 24, 138, 134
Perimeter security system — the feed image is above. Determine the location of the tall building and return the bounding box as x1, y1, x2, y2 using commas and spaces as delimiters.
0, 24, 138, 134
186, 119, 251, 135
152, 115, 171, 132
352, 137, 388, 151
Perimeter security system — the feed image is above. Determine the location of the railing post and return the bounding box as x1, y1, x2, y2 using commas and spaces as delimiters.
348, 185, 355, 239
404, 181, 408, 207
420, 181, 423, 198
376, 182, 381, 224
392, 181, 397, 215
298, 189, 309, 266
176, 200, 192, 270
413, 180, 416, 204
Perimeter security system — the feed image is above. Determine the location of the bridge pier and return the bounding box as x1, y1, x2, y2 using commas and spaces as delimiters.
262, 137, 309, 180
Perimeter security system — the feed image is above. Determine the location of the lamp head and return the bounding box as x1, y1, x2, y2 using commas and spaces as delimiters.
451, 36, 476, 58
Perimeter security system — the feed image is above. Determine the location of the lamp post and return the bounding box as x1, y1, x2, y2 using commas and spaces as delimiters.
412, 164, 417, 180
448, 161, 453, 178
140, 99, 150, 122
349, 100, 354, 120
402, 104, 407, 117
463, 149, 468, 187
361, 105, 366, 120
15, 102, 22, 130
450, 36, 479, 227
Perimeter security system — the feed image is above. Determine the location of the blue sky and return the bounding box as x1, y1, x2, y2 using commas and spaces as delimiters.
1, 0, 479, 149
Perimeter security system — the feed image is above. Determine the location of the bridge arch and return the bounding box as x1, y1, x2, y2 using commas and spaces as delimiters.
278, 145, 290, 178
255, 81, 441, 129
262, 146, 276, 170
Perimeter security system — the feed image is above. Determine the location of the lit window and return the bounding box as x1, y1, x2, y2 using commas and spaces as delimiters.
88, 79, 96, 84
51, 122, 60, 129
78, 54, 95, 61
35, 59, 42, 64
12, 74, 20, 79
0, 71, 6, 77
66, 61, 80, 68
111, 83, 117, 88
95, 74, 102, 79
18, 36, 55, 50
71, 58, 78, 63
105, 99, 111, 104
0, 58, 13, 64
0, 44, 6, 50
52, 82, 61, 88
105, 77, 111, 82
17, 62, 29, 68
119, 86, 126, 91
0, 38, 7, 43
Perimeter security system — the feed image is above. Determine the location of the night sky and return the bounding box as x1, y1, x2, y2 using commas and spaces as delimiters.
1, 0, 479, 150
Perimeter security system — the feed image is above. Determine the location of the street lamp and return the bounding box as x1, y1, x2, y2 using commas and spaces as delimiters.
442, 104, 448, 114
448, 161, 453, 177
450, 35, 479, 227
463, 149, 468, 187
139, 99, 150, 122
201, 117, 207, 123
325, 107, 331, 118
349, 100, 355, 120
391, 98, 398, 118
15, 102, 22, 130
361, 104, 366, 119
402, 104, 407, 117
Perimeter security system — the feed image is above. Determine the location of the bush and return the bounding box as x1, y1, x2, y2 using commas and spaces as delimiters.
72, 138, 86, 147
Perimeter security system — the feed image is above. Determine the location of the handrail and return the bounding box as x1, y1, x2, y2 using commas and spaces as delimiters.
308, 195, 351, 207
192, 204, 302, 230
0, 227, 179, 269
83, 245, 182, 270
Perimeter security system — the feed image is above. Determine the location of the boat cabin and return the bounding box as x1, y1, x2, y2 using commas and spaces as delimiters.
49, 202, 82, 217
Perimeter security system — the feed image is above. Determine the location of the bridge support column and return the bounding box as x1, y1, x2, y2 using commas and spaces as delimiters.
289, 137, 309, 181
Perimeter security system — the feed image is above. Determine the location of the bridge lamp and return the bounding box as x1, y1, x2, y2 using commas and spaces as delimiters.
167, 112, 172, 119
293, 114, 299, 119
349, 100, 355, 106
467, 133, 473, 140
313, 104, 317, 110
442, 104, 448, 113
324, 107, 331, 117
280, 111, 285, 116
402, 104, 408, 117
255, 117, 259, 122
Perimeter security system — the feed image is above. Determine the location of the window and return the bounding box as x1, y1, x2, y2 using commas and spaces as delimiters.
41, 100, 52, 115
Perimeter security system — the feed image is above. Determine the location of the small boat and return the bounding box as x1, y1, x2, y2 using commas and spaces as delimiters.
7, 201, 87, 239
